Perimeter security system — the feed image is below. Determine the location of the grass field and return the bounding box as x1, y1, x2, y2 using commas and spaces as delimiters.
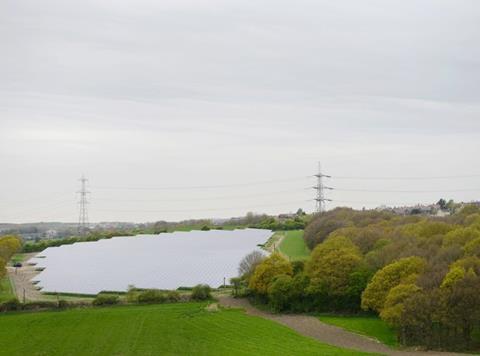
278, 230, 310, 260
317, 315, 398, 347
0, 303, 374, 356
0, 276, 14, 303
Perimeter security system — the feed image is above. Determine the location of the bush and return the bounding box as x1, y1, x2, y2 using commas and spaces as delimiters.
191, 284, 211, 301
23, 301, 59, 310
126, 285, 139, 303
137, 289, 167, 304
0, 298, 21, 312
58, 300, 69, 309
166, 290, 180, 302
268, 275, 293, 311
92, 294, 119, 306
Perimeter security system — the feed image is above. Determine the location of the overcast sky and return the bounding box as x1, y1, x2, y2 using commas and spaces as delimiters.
1, 0, 479, 223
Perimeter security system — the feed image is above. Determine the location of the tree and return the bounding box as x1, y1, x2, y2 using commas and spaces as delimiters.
361, 256, 426, 312
249, 253, 292, 295
437, 198, 447, 210
443, 273, 480, 349
0, 258, 6, 280
441, 265, 466, 289
443, 227, 480, 247
238, 250, 265, 280
268, 274, 293, 311
306, 236, 364, 296
463, 237, 480, 256
0, 235, 22, 261
380, 283, 421, 328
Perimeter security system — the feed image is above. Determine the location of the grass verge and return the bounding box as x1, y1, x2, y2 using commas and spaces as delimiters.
0, 276, 15, 303
317, 314, 398, 347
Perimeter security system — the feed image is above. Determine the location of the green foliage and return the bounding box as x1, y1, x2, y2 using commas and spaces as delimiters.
92, 294, 119, 306
464, 237, 480, 256
0, 235, 21, 283
361, 256, 426, 312
0, 258, 5, 280
249, 253, 292, 295
304, 208, 395, 249
229, 277, 244, 297
441, 265, 466, 289
307, 236, 365, 297
191, 284, 212, 301
0, 298, 21, 312
399, 220, 453, 239
380, 283, 421, 327
137, 289, 167, 304
21, 231, 135, 253
268, 274, 294, 311
0, 303, 370, 355
443, 227, 480, 247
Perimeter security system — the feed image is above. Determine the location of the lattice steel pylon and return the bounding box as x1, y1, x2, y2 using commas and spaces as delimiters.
77, 175, 90, 235
313, 162, 332, 213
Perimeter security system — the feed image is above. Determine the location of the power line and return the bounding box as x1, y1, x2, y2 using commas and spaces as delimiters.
330, 174, 480, 180
331, 188, 480, 193
92, 199, 311, 214
92, 188, 309, 203
91, 176, 311, 191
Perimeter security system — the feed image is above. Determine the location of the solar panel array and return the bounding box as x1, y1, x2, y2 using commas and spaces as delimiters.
28, 229, 272, 295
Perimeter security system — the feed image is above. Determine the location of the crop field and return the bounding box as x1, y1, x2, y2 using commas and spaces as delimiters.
317, 315, 398, 347
278, 230, 310, 260
0, 303, 373, 356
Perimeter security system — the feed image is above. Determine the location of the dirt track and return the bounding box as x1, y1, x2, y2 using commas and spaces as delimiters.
218, 296, 463, 356
7, 253, 44, 302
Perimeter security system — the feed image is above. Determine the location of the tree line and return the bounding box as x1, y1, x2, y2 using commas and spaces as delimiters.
239, 205, 480, 351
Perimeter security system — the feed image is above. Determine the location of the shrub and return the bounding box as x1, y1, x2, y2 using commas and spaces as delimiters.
166, 290, 180, 302
23, 301, 59, 310
58, 300, 69, 309
0, 298, 21, 312
92, 294, 119, 306
137, 289, 166, 304
268, 274, 293, 311
191, 284, 212, 301
126, 285, 139, 303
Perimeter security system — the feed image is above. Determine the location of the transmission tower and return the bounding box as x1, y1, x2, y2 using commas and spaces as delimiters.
77, 175, 90, 235
313, 162, 332, 213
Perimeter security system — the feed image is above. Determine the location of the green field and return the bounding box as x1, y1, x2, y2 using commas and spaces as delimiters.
278, 230, 310, 260
0, 276, 14, 303
318, 315, 398, 347
0, 303, 374, 356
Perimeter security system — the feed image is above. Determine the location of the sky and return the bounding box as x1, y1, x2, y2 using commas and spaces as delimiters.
1, 0, 479, 223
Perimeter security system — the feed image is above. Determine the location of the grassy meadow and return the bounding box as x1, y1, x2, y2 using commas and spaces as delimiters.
317, 315, 398, 347
278, 230, 310, 260
0, 302, 375, 356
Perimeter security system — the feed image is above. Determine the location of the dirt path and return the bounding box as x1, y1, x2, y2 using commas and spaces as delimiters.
7, 253, 44, 302
218, 296, 463, 356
